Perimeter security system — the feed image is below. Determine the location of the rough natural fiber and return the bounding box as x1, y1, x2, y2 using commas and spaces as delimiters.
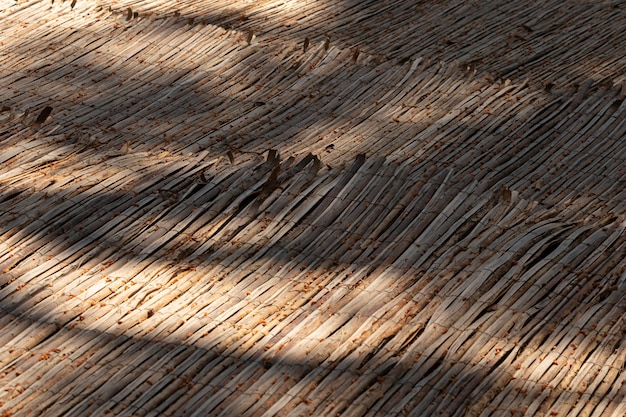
1, 0, 626, 416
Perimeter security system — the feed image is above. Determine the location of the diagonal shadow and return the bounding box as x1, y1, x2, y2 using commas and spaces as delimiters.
1, 1, 626, 416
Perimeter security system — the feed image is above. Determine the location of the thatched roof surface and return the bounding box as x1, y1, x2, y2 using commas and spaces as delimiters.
1, 0, 626, 416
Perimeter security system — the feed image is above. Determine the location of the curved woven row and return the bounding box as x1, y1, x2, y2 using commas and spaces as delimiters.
0, 1, 626, 416
84, 0, 626, 89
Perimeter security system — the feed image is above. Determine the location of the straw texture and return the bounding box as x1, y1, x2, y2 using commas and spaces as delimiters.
1, 0, 626, 416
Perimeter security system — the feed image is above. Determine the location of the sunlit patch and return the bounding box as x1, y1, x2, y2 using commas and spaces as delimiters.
2, 0, 626, 415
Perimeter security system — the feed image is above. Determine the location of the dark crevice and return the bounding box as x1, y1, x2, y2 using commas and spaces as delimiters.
236, 191, 260, 213
489, 347, 512, 371
610, 98, 624, 112
525, 238, 562, 270
475, 305, 495, 322
397, 327, 425, 355
359, 335, 394, 368
422, 355, 445, 379
453, 218, 481, 245
0, 190, 22, 204
519, 313, 538, 333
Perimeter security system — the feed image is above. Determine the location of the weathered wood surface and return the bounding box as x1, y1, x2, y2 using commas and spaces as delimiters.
0, 0, 625, 416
